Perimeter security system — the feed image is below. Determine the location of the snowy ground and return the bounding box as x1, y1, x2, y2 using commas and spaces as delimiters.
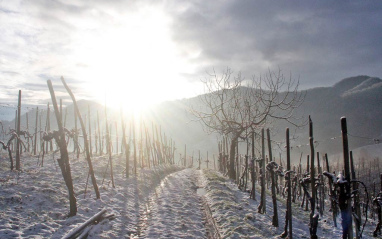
0, 152, 379, 238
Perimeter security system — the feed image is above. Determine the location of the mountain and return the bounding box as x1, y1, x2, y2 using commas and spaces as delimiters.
1, 76, 381, 162
293, 76, 382, 155
151, 75, 382, 160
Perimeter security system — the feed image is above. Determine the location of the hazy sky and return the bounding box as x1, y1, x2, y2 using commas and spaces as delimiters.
1, 0, 382, 111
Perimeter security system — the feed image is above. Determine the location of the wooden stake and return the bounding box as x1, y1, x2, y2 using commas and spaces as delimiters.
309, 116, 318, 238
88, 105, 92, 157
341, 117, 353, 239
47, 80, 77, 216
26, 112, 29, 153
267, 128, 278, 227
132, 115, 137, 176
15, 90, 21, 170
286, 128, 293, 238
121, 109, 129, 178
350, 151, 361, 238
61, 77, 101, 197
258, 128, 266, 214
325, 153, 337, 227
104, 103, 115, 187
97, 111, 102, 155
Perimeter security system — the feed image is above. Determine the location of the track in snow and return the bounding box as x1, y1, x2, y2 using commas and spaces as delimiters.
132, 168, 216, 239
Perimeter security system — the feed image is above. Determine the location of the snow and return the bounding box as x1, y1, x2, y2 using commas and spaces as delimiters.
0, 152, 379, 238
138, 169, 206, 238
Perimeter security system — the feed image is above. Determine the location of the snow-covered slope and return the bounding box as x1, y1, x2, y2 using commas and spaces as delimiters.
0, 153, 379, 238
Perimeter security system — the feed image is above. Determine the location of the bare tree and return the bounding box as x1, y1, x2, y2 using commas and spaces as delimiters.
191, 68, 304, 179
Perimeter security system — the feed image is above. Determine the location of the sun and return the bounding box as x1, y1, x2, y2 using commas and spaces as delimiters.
70, 7, 194, 114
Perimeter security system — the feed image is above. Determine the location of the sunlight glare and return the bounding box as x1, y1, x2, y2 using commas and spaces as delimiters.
71, 7, 193, 113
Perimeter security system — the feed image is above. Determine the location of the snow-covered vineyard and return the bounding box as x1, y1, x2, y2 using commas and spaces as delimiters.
0, 153, 379, 238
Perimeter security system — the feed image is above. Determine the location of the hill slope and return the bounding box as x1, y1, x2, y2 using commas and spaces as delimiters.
1, 76, 381, 159
151, 75, 382, 158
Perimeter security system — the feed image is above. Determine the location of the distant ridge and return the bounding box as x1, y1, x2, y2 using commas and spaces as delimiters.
152, 75, 382, 157
1, 75, 381, 158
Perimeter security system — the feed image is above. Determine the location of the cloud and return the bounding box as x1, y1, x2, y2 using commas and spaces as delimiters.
0, 0, 114, 105
0, 0, 381, 110
167, 1, 382, 87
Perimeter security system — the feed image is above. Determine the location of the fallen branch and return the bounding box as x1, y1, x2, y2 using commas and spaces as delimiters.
62, 208, 108, 239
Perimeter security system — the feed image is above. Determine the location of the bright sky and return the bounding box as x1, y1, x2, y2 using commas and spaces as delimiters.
1, 1, 382, 114
0, 1, 204, 112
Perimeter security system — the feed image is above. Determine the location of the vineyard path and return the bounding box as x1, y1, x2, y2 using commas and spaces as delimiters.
131, 168, 217, 238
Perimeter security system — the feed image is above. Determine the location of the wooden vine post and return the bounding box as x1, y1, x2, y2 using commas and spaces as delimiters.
121, 110, 129, 178
309, 116, 318, 239
139, 119, 143, 167
64, 107, 68, 127
261, 128, 266, 213
236, 140, 239, 184
287, 128, 292, 238
88, 105, 93, 157
61, 77, 101, 198
26, 112, 29, 153
15, 90, 21, 170
115, 121, 118, 155
198, 150, 201, 169
250, 130, 256, 199
104, 103, 115, 188
267, 128, 278, 227
39, 112, 43, 158
132, 115, 137, 176
184, 144, 187, 167
97, 111, 102, 155
47, 102, 53, 152
14, 110, 17, 152
350, 151, 361, 238
281, 128, 292, 238
34, 107, 38, 155
94, 121, 98, 155
340, 117, 353, 239
49, 105, 53, 151
206, 151, 209, 169
60, 99, 63, 123
47, 80, 77, 216
305, 155, 309, 211
258, 128, 266, 213
75, 107, 80, 158
150, 123, 157, 166
325, 153, 337, 227
317, 152, 323, 217
144, 123, 151, 168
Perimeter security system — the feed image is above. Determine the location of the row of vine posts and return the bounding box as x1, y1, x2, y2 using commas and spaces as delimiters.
212, 115, 381, 238
0, 78, 178, 217
1, 80, 381, 237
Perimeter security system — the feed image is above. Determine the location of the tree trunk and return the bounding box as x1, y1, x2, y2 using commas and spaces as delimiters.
228, 136, 238, 180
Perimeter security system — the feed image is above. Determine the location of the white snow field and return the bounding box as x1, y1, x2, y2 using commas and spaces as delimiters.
0, 152, 379, 238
